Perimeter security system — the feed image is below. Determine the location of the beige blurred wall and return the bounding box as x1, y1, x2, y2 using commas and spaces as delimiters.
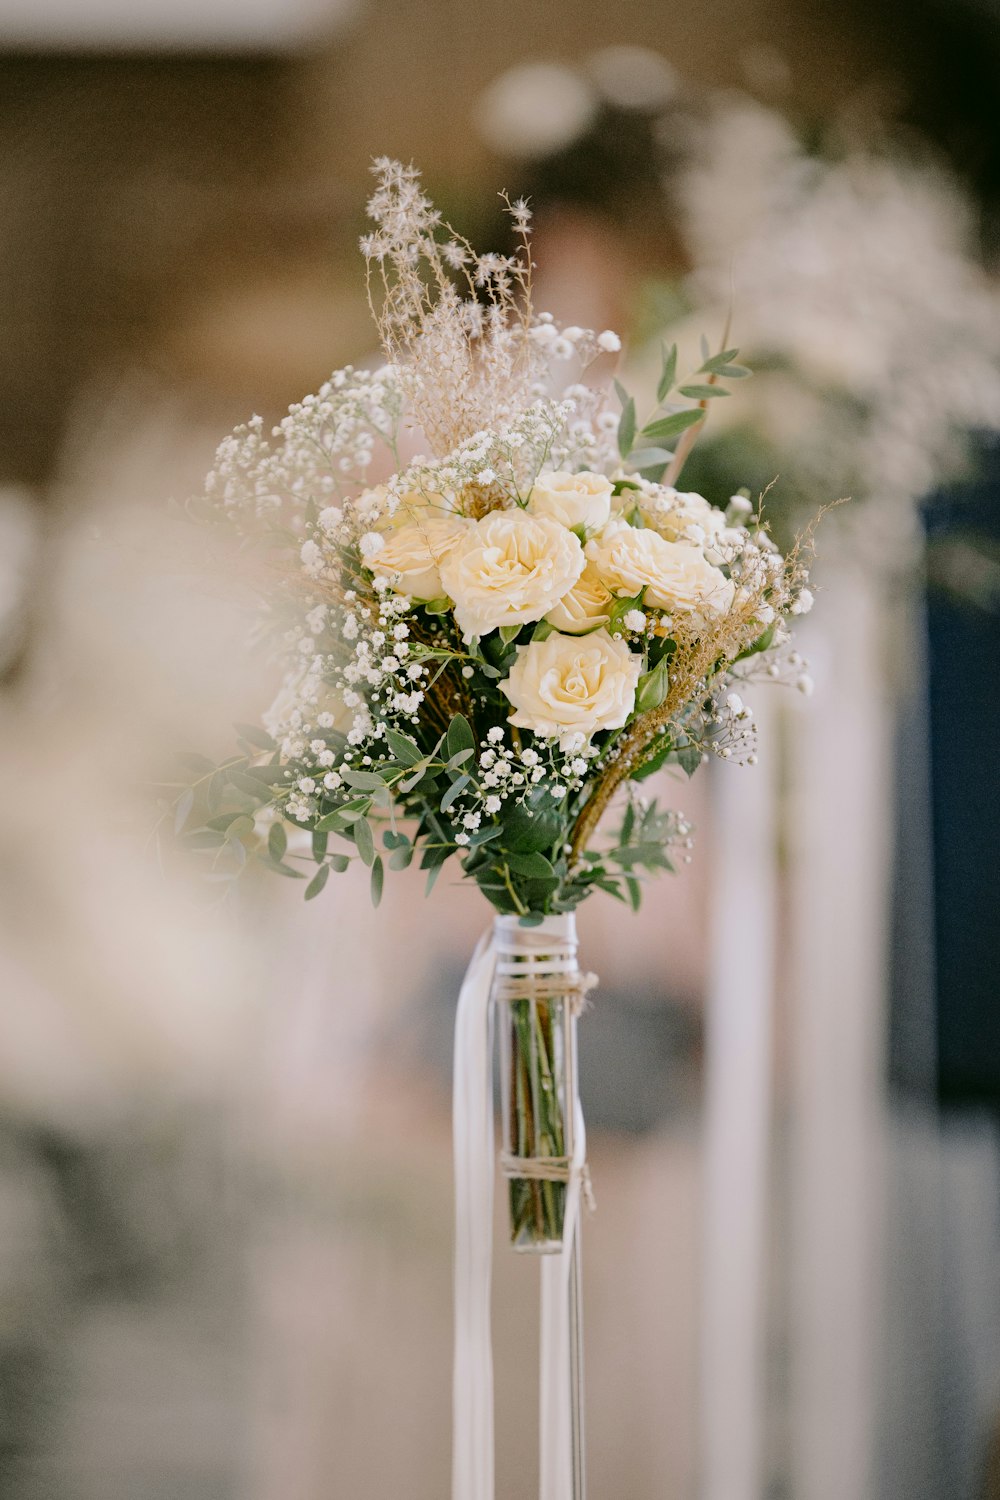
0, 0, 874, 492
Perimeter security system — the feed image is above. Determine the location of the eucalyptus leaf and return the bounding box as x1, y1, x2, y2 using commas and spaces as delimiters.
699, 347, 740, 374
305, 864, 330, 901
678, 384, 729, 400
627, 447, 673, 469
341, 768, 386, 791
354, 818, 375, 867
174, 789, 194, 836
268, 822, 288, 861
234, 722, 276, 750
504, 850, 555, 878
617, 395, 636, 459
657, 342, 678, 402
441, 775, 470, 813
385, 728, 424, 766
641, 409, 704, 444
370, 855, 384, 907
398, 761, 430, 793
445, 714, 475, 760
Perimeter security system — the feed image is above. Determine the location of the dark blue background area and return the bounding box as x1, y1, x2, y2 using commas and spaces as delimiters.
921, 439, 1000, 1107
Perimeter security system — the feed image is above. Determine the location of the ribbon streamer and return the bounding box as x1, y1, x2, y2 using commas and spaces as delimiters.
452, 914, 587, 1500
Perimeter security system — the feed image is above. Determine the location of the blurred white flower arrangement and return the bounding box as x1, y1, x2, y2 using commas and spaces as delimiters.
674, 95, 1000, 551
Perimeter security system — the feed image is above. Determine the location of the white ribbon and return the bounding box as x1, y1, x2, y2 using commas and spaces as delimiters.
452, 914, 587, 1500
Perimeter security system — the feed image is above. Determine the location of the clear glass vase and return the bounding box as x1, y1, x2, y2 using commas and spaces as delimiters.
494, 916, 580, 1254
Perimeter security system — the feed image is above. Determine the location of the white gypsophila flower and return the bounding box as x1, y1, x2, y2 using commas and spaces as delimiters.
623, 609, 647, 632
359, 531, 386, 560
597, 330, 622, 353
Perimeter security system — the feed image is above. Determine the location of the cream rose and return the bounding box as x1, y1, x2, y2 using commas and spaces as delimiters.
500, 629, 641, 747
586, 521, 735, 616
438, 510, 585, 640
545, 561, 613, 634
640, 487, 730, 563
370, 483, 455, 532
369, 514, 471, 600
527, 470, 613, 533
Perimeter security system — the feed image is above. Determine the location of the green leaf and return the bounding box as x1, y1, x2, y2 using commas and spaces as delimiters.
370, 855, 384, 908
176, 751, 216, 775
735, 621, 776, 661
626, 446, 673, 470
617, 395, 636, 459
268, 822, 288, 861
227, 771, 272, 802
259, 857, 307, 880
389, 843, 413, 870
182, 829, 226, 850
174, 788, 194, 836
500, 792, 563, 853
311, 829, 328, 862
329, 853, 350, 873
305, 864, 330, 901
426, 860, 448, 896
354, 818, 375, 867
531, 619, 555, 642
225, 815, 256, 843
625, 876, 643, 912
234, 722, 276, 751
447, 747, 474, 768
678, 384, 729, 400
699, 347, 740, 374
385, 729, 424, 766
635, 657, 670, 714
712, 363, 752, 379
341, 768, 386, 791
675, 743, 703, 778
445, 714, 475, 760
657, 342, 678, 402
441, 775, 470, 813
700, 333, 711, 363
621, 800, 636, 845
640, 409, 705, 444
505, 850, 555, 878
421, 597, 451, 615
498, 624, 521, 646
398, 759, 431, 793
631, 735, 674, 782
595, 878, 628, 903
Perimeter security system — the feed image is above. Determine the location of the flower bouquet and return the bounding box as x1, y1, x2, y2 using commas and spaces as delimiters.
170, 159, 816, 1495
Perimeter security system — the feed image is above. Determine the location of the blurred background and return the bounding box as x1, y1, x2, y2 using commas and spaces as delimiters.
0, 1, 998, 1497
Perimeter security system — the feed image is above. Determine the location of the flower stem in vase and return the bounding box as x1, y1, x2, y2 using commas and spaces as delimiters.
502, 988, 570, 1252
